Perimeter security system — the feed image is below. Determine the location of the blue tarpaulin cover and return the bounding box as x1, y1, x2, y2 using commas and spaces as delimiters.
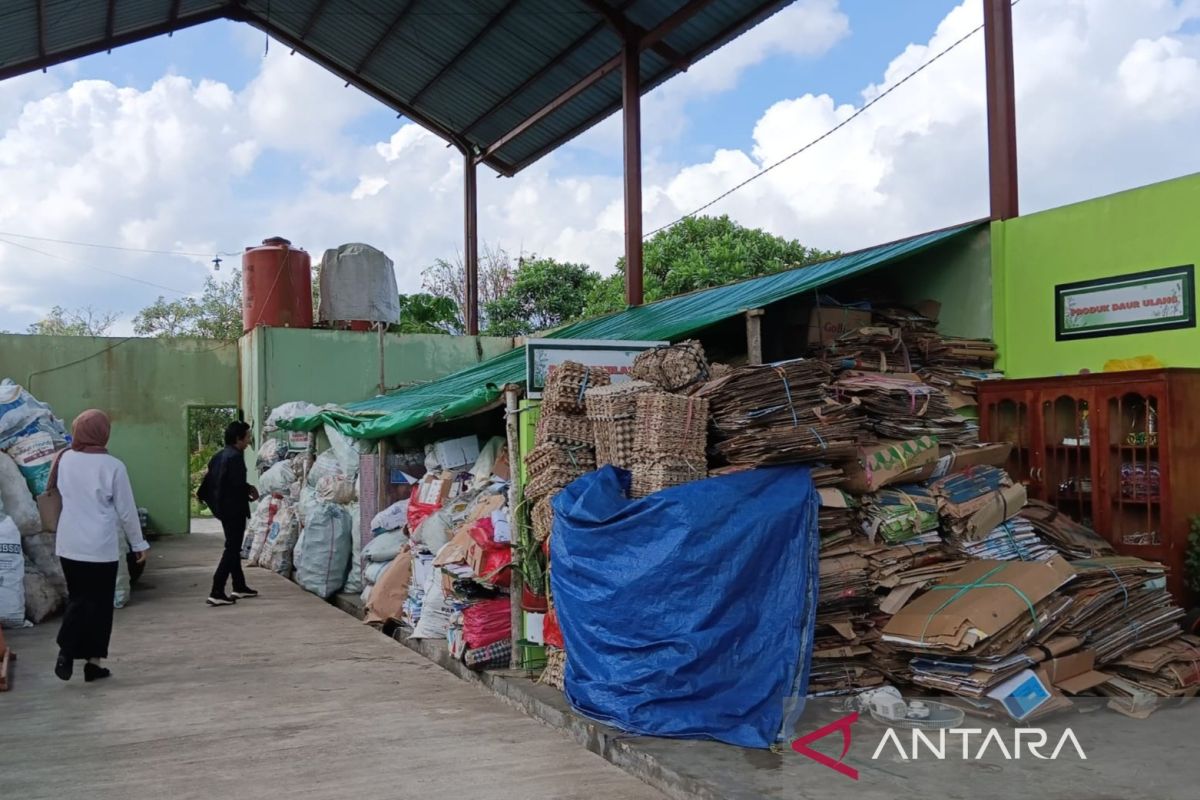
550, 465, 820, 749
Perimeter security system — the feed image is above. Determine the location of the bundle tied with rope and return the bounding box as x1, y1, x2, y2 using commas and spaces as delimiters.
694, 359, 867, 467
630, 391, 709, 498
834, 371, 976, 447
630, 340, 711, 394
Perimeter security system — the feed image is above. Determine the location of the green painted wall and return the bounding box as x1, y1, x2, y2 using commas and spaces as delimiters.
0, 334, 239, 534
994, 173, 1200, 378
242, 327, 514, 440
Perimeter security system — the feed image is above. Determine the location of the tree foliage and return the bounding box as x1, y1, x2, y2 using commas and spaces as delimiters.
132, 270, 243, 340
585, 215, 838, 316
420, 243, 515, 334
391, 293, 460, 334
27, 306, 119, 336
483, 257, 599, 337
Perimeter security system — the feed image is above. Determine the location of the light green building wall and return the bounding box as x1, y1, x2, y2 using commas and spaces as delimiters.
993, 173, 1200, 378
240, 327, 514, 441
0, 334, 239, 534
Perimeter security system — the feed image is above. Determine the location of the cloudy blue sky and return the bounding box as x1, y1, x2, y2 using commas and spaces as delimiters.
2, 0, 1200, 334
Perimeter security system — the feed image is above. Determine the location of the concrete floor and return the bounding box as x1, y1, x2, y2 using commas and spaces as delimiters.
0, 533, 663, 800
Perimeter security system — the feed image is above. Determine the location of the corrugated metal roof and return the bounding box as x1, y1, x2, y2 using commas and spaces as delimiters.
283, 221, 987, 439
0, 0, 797, 175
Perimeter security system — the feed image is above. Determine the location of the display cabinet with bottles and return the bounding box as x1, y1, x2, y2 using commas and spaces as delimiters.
979, 369, 1200, 604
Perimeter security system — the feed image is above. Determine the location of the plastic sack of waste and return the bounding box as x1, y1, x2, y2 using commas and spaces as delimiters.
259, 458, 297, 496
0, 451, 41, 535
245, 499, 277, 565
0, 514, 27, 627
0, 379, 66, 445
344, 502, 363, 594
20, 531, 66, 622
551, 465, 820, 749
261, 503, 300, 576
362, 530, 406, 563
371, 499, 409, 534
293, 492, 352, 598
363, 559, 391, 585
316, 475, 356, 504
4, 424, 66, 496
256, 438, 288, 472
410, 569, 454, 639
265, 401, 322, 430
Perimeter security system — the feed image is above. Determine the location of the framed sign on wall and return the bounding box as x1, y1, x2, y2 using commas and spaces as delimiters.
524, 338, 666, 398
1055, 265, 1196, 341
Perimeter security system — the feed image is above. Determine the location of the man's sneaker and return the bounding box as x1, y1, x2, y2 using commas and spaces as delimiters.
231, 587, 259, 599
206, 593, 237, 607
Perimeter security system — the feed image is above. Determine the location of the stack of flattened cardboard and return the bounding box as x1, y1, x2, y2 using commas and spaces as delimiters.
1017, 500, 1115, 558
861, 485, 940, 545
930, 465, 1029, 543
834, 372, 976, 446
950, 517, 1057, 561
696, 359, 867, 466
822, 326, 907, 373
1108, 635, 1200, 697
1060, 557, 1186, 665
814, 506, 884, 695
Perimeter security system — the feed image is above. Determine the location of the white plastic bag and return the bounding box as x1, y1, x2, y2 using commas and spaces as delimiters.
362, 530, 406, 563
0, 515, 26, 627
293, 492, 352, 598
245, 500, 276, 565
371, 499, 410, 534
364, 559, 391, 585
265, 401, 321, 430
114, 546, 130, 609
262, 503, 300, 576
259, 459, 297, 495
0, 451, 41, 535
410, 569, 454, 639
344, 502, 363, 594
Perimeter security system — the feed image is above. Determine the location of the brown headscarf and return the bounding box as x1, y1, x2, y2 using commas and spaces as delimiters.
71, 409, 111, 454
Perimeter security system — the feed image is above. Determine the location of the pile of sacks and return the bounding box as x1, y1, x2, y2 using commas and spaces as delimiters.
0, 380, 70, 628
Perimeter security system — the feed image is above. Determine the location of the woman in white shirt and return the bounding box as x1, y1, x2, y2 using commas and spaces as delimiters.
53, 409, 149, 682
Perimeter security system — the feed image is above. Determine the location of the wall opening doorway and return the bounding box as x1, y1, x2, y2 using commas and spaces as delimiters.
188, 405, 238, 535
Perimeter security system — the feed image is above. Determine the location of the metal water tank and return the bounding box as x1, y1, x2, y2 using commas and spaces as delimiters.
242, 236, 313, 333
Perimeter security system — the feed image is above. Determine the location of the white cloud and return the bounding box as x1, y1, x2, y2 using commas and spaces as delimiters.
4, 0, 1200, 334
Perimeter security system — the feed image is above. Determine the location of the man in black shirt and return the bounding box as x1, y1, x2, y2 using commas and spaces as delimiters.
197, 421, 260, 606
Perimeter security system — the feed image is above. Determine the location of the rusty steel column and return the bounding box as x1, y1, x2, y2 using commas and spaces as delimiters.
622, 35, 644, 307
983, 0, 1018, 220
464, 152, 480, 335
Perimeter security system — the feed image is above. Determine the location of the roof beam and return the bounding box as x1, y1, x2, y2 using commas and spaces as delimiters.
298, 0, 334, 42
0, 4, 229, 82
168, 0, 181, 34
354, 0, 418, 74
480, 0, 717, 163
409, 0, 521, 108
461, 0, 636, 137
36, 0, 46, 61
105, 0, 116, 40
580, 0, 690, 71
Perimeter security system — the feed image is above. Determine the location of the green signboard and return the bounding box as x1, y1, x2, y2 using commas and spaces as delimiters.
1055, 265, 1195, 341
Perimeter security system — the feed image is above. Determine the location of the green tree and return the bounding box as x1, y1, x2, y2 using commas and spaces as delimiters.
483, 257, 600, 337
421, 243, 515, 333
133, 270, 242, 339
584, 215, 838, 316
391, 293, 460, 334
27, 306, 119, 336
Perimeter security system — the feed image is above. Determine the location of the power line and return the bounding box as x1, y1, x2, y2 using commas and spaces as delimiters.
0, 236, 192, 295
0, 229, 238, 259
644, 0, 1024, 238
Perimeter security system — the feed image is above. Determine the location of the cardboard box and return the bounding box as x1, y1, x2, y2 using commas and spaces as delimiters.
417, 471, 456, 506
929, 442, 1013, 480
1040, 649, 1110, 694
807, 305, 872, 346
881, 556, 1076, 652
841, 437, 940, 494
958, 483, 1028, 541
433, 435, 480, 470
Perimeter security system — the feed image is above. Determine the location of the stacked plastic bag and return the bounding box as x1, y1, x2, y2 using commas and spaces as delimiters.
0, 379, 70, 496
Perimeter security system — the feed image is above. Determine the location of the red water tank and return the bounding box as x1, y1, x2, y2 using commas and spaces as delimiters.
242, 236, 313, 333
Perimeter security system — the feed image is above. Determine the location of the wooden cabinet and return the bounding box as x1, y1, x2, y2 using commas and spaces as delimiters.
979, 369, 1200, 605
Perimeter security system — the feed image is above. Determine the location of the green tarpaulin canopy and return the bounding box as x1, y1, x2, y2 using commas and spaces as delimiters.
282, 221, 983, 439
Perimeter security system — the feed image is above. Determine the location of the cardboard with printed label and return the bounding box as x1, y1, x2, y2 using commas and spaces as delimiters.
806, 306, 873, 346
841, 437, 940, 493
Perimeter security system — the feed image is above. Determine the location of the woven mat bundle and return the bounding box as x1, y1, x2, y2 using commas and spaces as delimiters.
833, 371, 975, 446
822, 326, 908, 373
631, 340, 711, 393
524, 441, 596, 500
695, 359, 866, 466
543, 360, 611, 415
585, 380, 655, 469
535, 413, 593, 447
